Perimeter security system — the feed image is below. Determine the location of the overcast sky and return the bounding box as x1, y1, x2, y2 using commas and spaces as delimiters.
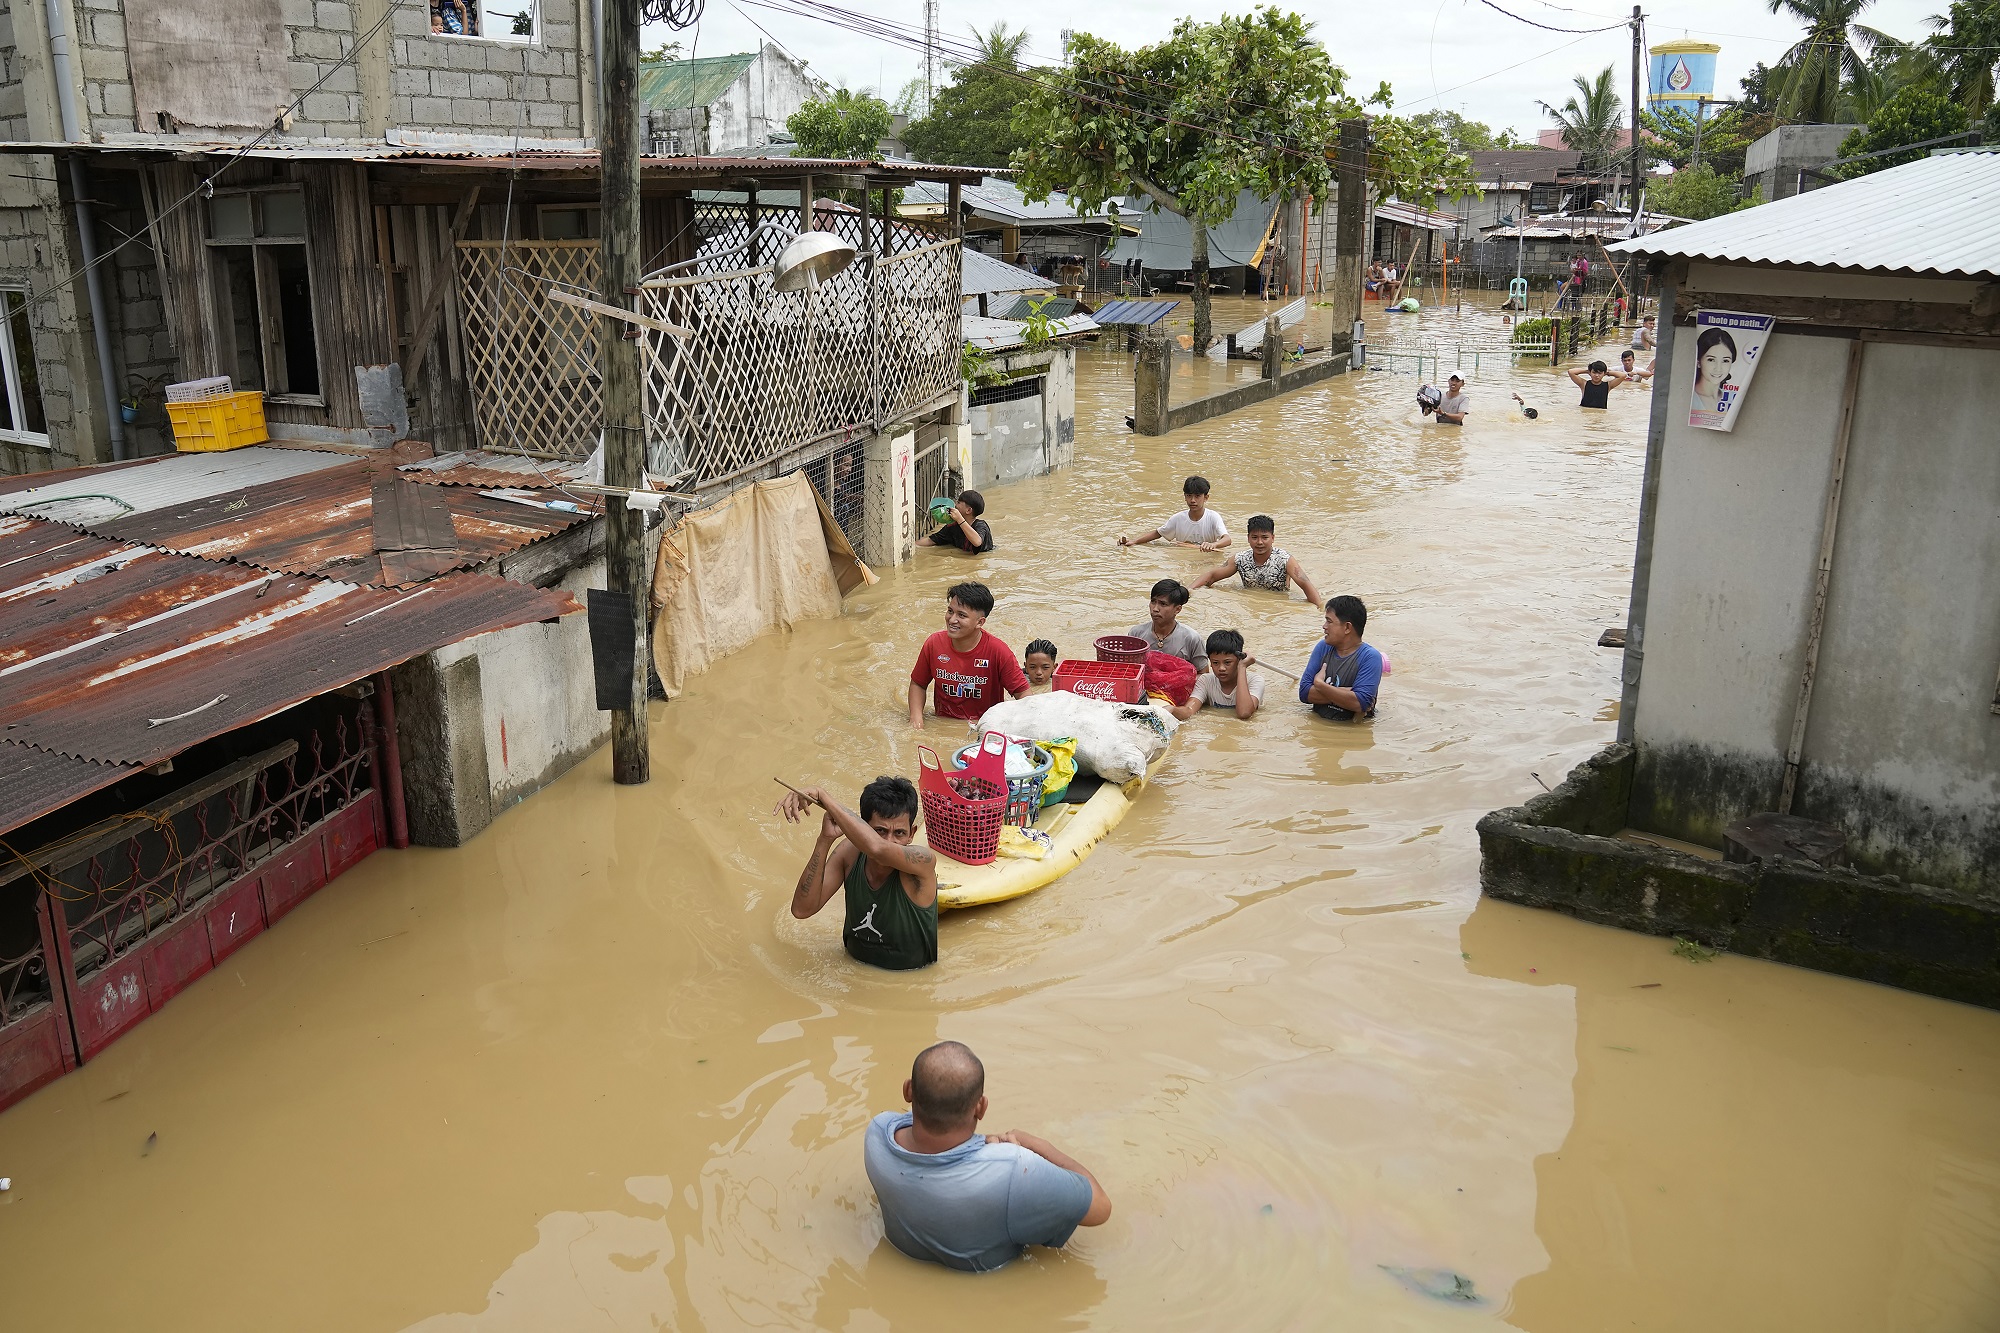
648, 0, 1942, 135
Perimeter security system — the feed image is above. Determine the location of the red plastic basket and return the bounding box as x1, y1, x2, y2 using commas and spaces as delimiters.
918, 734, 1007, 864
1053, 658, 1146, 704
1094, 634, 1149, 664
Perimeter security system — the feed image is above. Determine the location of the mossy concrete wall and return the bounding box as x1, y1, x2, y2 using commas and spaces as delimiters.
1479, 744, 2000, 1010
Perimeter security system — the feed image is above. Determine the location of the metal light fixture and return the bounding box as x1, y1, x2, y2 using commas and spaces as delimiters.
772, 230, 857, 292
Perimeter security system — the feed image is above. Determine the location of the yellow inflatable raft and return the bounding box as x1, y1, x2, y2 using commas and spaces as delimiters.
927, 743, 1172, 910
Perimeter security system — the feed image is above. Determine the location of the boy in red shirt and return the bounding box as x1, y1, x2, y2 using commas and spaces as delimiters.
908, 581, 1030, 729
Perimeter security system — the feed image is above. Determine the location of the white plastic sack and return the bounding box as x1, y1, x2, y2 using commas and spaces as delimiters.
976, 694, 1177, 784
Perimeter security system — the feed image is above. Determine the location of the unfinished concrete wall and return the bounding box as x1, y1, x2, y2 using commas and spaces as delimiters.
707, 43, 816, 152
386, 0, 589, 138
1630, 264, 2000, 897
0, 176, 106, 473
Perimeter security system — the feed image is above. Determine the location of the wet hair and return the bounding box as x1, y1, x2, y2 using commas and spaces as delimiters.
859, 775, 919, 826
947, 581, 993, 616
1024, 639, 1058, 661
1326, 594, 1368, 637
1182, 475, 1210, 498
1642, 314, 1656, 323
1206, 628, 1245, 658
1149, 578, 1190, 607
1695, 327, 1737, 367
956, 489, 985, 518
1247, 514, 1275, 535
1620, 349, 1635, 361
1588, 360, 1608, 373
910, 1041, 985, 1133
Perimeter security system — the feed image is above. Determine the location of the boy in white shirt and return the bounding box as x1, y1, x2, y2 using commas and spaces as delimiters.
1117, 476, 1229, 551
1171, 629, 1264, 720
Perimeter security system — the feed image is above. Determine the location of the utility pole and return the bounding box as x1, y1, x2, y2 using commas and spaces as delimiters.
601, 0, 649, 785
1629, 5, 1644, 227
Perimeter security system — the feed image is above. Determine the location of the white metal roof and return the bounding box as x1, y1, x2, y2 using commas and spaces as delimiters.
962, 248, 1054, 297
1607, 151, 2000, 279
963, 313, 1099, 351
0, 447, 352, 526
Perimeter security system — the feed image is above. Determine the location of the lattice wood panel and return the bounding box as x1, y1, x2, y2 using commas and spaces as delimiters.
456, 240, 604, 460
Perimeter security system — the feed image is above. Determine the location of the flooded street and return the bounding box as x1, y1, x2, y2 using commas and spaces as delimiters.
3, 295, 1997, 1330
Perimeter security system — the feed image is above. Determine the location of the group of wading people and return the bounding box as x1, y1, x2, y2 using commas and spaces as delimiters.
769, 476, 1384, 1271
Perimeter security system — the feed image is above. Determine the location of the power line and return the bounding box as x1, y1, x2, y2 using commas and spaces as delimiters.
1476, 0, 1628, 36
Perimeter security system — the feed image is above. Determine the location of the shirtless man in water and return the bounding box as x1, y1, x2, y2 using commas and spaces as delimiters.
776, 777, 939, 971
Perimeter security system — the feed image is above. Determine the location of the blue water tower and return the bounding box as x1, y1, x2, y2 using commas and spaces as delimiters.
1648, 40, 1720, 119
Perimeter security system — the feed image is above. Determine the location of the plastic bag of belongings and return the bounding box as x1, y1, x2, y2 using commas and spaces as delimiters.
976, 693, 1177, 784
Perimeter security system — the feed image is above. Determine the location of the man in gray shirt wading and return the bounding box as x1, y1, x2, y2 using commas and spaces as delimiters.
864, 1041, 1112, 1271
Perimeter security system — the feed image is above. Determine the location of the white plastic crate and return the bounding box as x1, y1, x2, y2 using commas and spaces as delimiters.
166, 375, 231, 402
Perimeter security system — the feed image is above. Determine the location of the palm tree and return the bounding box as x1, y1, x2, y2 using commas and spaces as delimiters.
1925, 0, 2000, 117
1767, 0, 1894, 122
1540, 67, 1624, 170
966, 22, 1029, 70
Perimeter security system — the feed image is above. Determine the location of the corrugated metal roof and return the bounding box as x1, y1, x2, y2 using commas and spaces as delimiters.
0, 738, 126, 838
0, 449, 596, 588
963, 248, 1051, 297
1375, 200, 1462, 232
639, 52, 759, 110
1087, 298, 1180, 327
902, 179, 1120, 226
963, 313, 1100, 351
0, 446, 351, 526
1607, 151, 2000, 278
0, 517, 577, 785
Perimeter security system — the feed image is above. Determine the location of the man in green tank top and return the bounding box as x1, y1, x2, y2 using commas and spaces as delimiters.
775, 776, 939, 970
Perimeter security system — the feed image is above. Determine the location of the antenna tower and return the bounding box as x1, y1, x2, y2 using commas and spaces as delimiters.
923, 0, 939, 116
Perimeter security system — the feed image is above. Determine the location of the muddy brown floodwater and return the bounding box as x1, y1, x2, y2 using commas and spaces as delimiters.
3, 295, 1997, 1331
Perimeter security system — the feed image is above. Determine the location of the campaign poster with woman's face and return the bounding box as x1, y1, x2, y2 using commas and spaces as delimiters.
1689, 310, 1777, 432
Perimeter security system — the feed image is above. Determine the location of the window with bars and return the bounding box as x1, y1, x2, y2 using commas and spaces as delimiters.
206, 190, 322, 402
797, 438, 866, 551
970, 375, 1044, 408
0, 288, 48, 447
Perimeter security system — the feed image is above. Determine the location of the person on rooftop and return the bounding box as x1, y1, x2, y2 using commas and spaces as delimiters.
864, 1041, 1112, 1272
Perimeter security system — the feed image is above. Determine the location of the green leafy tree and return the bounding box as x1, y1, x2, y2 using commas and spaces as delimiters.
1649, 164, 1759, 219
642, 41, 684, 62
1539, 66, 1625, 170
1766, 0, 1894, 123
1642, 104, 1755, 174
903, 27, 1040, 167
1925, 0, 2000, 117
787, 87, 893, 160
1835, 82, 1969, 173
1011, 8, 1469, 351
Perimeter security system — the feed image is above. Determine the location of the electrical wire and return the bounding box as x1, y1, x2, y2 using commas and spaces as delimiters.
1476, 0, 1629, 35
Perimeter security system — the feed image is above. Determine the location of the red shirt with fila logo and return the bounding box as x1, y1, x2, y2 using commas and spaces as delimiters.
910, 630, 1028, 721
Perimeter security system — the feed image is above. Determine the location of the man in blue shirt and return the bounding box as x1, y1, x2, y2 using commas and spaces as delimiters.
864, 1041, 1112, 1272
1299, 595, 1383, 721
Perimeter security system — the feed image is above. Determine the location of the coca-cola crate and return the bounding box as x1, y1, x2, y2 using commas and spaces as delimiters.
1052, 658, 1146, 704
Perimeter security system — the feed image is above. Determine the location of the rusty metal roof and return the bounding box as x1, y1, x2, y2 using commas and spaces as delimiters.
0, 513, 578, 832
0, 448, 598, 588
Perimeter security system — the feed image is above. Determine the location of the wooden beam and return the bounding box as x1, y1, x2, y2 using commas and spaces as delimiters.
401, 185, 482, 385
1673, 288, 2000, 337
546, 288, 690, 336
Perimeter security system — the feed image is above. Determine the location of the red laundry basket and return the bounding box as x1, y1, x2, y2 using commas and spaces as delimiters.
918, 733, 1007, 865
1094, 634, 1149, 664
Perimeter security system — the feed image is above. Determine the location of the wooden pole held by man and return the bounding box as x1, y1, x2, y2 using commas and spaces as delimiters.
600, 0, 649, 784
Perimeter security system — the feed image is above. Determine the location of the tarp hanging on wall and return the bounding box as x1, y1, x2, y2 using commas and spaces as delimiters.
650, 472, 872, 691
127, 0, 291, 131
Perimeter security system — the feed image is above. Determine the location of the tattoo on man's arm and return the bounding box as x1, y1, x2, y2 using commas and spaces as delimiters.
904, 847, 934, 868
795, 841, 831, 903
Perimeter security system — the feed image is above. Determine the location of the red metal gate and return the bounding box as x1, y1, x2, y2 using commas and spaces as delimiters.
0, 704, 383, 1109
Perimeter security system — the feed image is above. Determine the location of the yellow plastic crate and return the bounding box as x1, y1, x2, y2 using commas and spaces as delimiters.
166, 390, 269, 452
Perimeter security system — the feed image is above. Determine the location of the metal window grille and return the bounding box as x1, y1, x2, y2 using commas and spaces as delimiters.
969, 375, 1043, 408
795, 436, 867, 551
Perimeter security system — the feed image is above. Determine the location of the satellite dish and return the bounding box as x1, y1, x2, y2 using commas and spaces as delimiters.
772, 230, 857, 292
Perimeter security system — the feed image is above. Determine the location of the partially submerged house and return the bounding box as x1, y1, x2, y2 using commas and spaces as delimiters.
901, 177, 1128, 287
1480, 151, 2000, 1007
0, 0, 988, 1105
